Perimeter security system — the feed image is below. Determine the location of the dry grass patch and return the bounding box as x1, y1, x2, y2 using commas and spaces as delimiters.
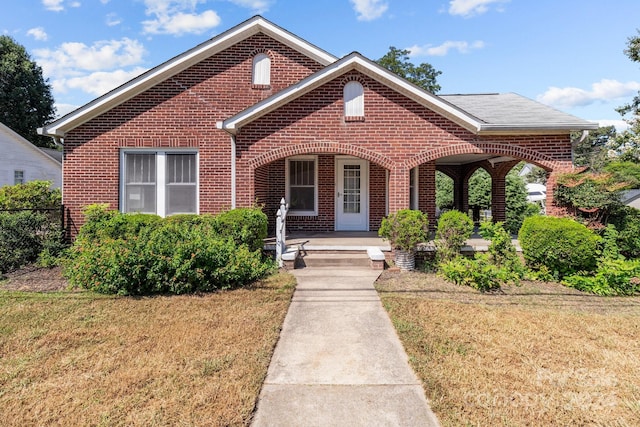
377, 271, 640, 426
0, 271, 295, 426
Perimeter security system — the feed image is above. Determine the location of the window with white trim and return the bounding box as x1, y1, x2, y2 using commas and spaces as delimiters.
252, 53, 271, 86
410, 166, 419, 210
14, 170, 24, 185
286, 156, 317, 215
344, 81, 364, 118
122, 150, 197, 216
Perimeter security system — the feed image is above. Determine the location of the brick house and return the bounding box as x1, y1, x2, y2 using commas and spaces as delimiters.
40, 16, 597, 237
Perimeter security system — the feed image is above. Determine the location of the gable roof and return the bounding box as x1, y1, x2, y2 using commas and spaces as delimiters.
0, 122, 61, 168
219, 52, 598, 135
39, 15, 338, 138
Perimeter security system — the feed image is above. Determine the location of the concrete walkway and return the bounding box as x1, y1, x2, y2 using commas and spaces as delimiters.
251, 267, 440, 426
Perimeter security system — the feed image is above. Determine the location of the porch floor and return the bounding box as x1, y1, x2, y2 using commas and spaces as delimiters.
264, 231, 521, 252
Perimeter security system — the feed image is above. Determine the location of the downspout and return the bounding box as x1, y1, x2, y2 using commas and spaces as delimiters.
230, 134, 236, 209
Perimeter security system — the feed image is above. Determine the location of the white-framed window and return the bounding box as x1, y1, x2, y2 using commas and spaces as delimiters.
410, 166, 419, 210
344, 81, 364, 117
14, 170, 25, 185
121, 150, 198, 216
286, 156, 318, 216
252, 53, 271, 86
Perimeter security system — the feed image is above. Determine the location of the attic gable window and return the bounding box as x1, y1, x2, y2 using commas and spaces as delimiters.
344, 81, 364, 121
252, 53, 271, 88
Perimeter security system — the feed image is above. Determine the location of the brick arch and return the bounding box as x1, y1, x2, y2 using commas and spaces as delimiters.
248, 141, 394, 170
408, 142, 558, 171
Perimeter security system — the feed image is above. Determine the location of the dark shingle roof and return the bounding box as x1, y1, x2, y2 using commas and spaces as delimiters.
440, 93, 598, 131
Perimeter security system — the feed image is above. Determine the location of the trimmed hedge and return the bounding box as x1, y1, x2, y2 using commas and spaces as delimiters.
64, 206, 273, 295
518, 216, 601, 278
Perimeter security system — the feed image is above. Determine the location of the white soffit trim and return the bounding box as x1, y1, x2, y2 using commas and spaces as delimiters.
40, 16, 338, 138
221, 53, 484, 134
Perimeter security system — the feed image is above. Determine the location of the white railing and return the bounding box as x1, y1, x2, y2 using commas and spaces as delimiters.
275, 198, 289, 267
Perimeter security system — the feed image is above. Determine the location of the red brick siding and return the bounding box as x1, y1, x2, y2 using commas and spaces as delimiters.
235, 70, 573, 217
62, 33, 325, 235
369, 163, 387, 230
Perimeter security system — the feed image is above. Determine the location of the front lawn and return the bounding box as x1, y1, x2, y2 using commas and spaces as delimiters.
376, 271, 640, 426
0, 271, 295, 426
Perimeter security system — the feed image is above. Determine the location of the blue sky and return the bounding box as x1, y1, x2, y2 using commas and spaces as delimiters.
2, 0, 639, 129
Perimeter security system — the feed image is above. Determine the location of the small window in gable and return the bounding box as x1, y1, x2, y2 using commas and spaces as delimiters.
344, 81, 364, 120
252, 53, 271, 87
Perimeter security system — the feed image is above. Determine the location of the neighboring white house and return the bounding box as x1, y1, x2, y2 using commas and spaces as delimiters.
526, 183, 547, 203
0, 122, 62, 188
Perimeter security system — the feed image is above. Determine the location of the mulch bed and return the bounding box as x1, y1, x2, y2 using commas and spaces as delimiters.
1, 266, 69, 292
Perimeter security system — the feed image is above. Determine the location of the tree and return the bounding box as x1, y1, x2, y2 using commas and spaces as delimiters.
436, 171, 454, 210
376, 46, 442, 93
0, 35, 56, 147
612, 30, 640, 161
468, 168, 491, 209
572, 126, 617, 168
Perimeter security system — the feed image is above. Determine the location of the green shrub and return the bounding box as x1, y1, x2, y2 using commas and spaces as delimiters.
518, 216, 601, 279
435, 210, 474, 263
439, 253, 502, 292
210, 208, 268, 253
76, 204, 161, 243
64, 207, 272, 295
378, 209, 429, 251
0, 211, 47, 273
563, 258, 640, 296
479, 221, 526, 281
609, 206, 640, 259
0, 180, 60, 209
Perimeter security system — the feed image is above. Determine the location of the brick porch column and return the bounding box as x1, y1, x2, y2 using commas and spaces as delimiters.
545, 165, 573, 216
388, 165, 410, 213
418, 162, 436, 231
491, 175, 506, 222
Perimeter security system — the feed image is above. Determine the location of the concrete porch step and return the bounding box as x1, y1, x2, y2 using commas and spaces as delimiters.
298, 252, 371, 268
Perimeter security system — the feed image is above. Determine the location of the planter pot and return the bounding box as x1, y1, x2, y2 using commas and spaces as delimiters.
394, 249, 416, 271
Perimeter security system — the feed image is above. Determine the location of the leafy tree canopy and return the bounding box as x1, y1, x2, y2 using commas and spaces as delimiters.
376, 46, 442, 93
0, 35, 56, 147
572, 126, 617, 168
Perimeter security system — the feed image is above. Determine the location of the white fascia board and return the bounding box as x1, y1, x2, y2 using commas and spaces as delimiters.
40, 16, 337, 138
222, 53, 485, 134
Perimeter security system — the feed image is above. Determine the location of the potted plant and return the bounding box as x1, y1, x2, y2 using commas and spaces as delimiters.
378, 209, 429, 271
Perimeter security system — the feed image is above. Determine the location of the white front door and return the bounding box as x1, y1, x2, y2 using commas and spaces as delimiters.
335, 158, 369, 231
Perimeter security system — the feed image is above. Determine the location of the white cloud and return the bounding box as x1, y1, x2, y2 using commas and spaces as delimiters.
350, 0, 388, 21
69, 1, 81, 7
143, 10, 221, 35
448, 0, 509, 17
537, 79, 640, 109
106, 13, 122, 26
58, 67, 149, 96
34, 38, 147, 98
54, 103, 80, 118
408, 40, 485, 57
226, 0, 272, 14
142, 0, 221, 36
42, 0, 64, 12
27, 27, 48, 41
35, 38, 145, 78
596, 119, 629, 132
